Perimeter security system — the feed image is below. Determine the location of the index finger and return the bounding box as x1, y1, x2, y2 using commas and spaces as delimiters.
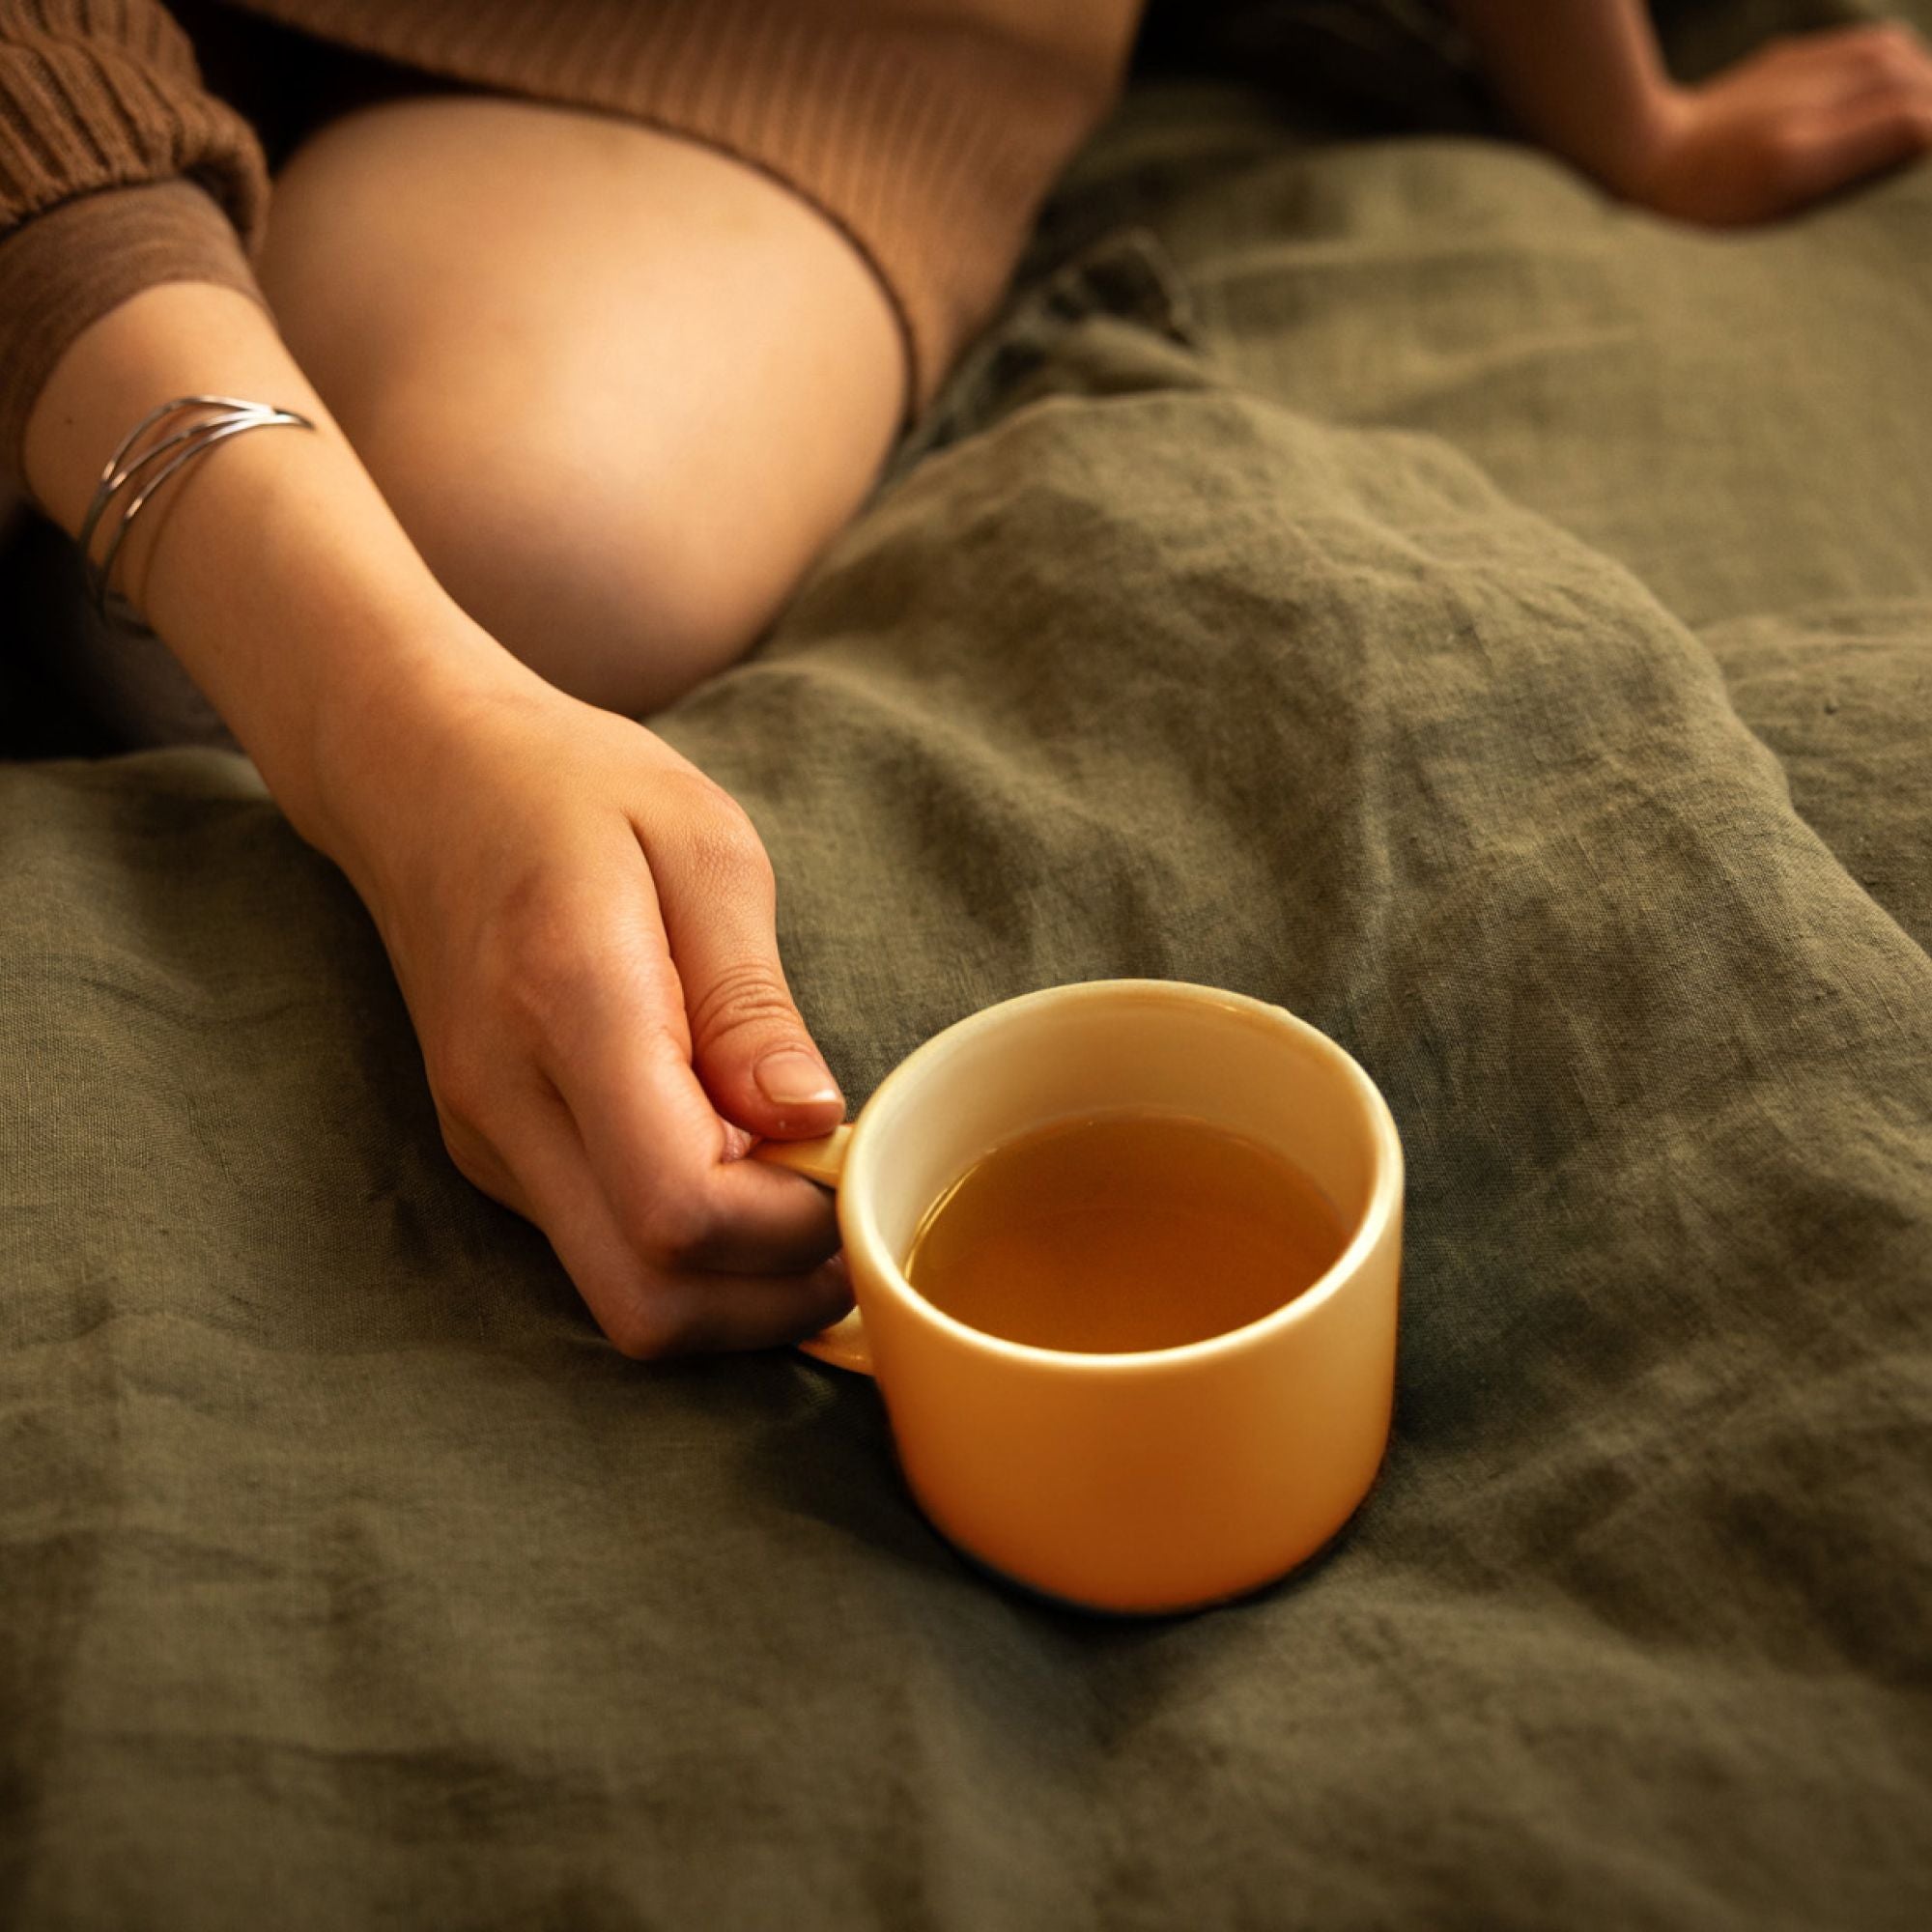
536, 937, 843, 1276
498, 1083, 853, 1356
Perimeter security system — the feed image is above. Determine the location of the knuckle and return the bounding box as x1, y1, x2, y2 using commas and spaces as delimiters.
1892, 67, 1932, 108
434, 1101, 502, 1195
427, 1034, 494, 1127
660, 774, 773, 884
645, 761, 736, 823
736, 824, 779, 894
685, 958, 800, 1052
633, 1186, 720, 1270
696, 815, 773, 893
442, 1133, 497, 1198
1758, 120, 1814, 187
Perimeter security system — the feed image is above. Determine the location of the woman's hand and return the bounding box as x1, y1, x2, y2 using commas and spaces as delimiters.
1610, 23, 1932, 224
22, 281, 848, 1358
325, 653, 853, 1359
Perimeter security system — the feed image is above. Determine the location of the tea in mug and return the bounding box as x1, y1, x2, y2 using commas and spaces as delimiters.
902, 1112, 1349, 1353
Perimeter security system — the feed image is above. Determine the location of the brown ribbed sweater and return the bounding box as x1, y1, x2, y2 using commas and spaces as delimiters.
0, 0, 1139, 492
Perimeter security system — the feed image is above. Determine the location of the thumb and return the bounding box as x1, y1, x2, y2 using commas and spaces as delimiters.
651, 824, 844, 1140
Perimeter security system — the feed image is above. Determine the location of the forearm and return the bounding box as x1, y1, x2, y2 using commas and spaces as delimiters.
1449, 7, 1932, 225
1448, 0, 1677, 183
21, 278, 525, 860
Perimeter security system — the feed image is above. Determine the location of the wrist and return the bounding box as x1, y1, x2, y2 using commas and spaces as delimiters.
296, 603, 548, 880
1586, 76, 1693, 201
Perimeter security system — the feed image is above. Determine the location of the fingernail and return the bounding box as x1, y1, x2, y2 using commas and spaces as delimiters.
754, 1048, 842, 1109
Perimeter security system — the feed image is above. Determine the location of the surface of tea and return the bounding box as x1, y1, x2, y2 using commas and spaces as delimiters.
903, 1112, 1349, 1353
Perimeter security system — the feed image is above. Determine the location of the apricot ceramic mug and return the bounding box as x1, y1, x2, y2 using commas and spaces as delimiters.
753, 980, 1403, 1616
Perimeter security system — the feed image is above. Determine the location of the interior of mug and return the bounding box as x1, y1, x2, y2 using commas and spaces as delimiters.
844, 981, 1397, 1329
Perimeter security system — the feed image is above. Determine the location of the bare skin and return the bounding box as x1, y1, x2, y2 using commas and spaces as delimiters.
24, 105, 908, 1360
256, 98, 906, 717
1451, 3, 1932, 221
18, 10, 1932, 1357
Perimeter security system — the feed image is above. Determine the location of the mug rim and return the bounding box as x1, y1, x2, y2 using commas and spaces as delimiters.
838, 978, 1404, 1373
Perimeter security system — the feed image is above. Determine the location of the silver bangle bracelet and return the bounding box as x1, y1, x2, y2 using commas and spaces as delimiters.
77, 394, 317, 626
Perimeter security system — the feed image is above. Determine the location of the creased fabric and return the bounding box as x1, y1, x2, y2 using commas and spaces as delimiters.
3, 6, 1929, 1925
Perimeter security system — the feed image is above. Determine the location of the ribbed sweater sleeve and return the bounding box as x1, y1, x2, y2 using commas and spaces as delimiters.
0, 1, 270, 492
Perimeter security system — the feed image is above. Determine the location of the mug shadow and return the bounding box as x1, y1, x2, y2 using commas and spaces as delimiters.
732, 1350, 1385, 1636
730, 1357, 953, 1577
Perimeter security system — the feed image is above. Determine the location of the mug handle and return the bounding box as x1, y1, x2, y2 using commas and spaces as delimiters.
752, 1125, 874, 1376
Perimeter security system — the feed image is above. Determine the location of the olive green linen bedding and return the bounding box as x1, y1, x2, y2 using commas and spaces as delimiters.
3, 4, 1928, 1925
